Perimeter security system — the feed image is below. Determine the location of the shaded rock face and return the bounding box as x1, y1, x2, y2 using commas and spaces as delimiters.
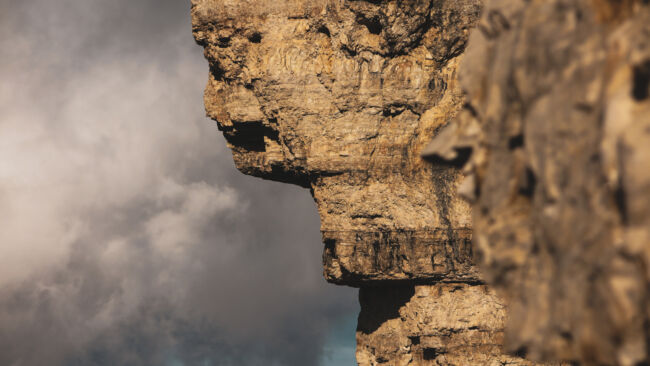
191, 0, 549, 364
426, 0, 650, 364
356, 284, 543, 365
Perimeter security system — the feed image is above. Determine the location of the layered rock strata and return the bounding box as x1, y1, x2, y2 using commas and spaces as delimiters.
191, 0, 548, 364
426, 0, 650, 364
192, 0, 480, 285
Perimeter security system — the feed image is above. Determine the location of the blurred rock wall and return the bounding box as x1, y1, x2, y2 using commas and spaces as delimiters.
426, 0, 650, 364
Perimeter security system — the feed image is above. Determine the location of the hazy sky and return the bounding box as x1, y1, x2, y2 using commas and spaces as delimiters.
0, 0, 358, 365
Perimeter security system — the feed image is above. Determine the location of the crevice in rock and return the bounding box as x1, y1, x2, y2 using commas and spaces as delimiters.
513, 346, 528, 359
426, 147, 473, 168
614, 184, 628, 225
217, 36, 231, 48
316, 25, 331, 37
508, 134, 524, 150
357, 15, 383, 35
247, 32, 262, 43
422, 348, 442, 360
357, 286, 415, 334
209, 62, 227, 82
225, 121, 280, 153
632, 60, 650, 101
341, 44, 358, 57
518, 167, 536, 198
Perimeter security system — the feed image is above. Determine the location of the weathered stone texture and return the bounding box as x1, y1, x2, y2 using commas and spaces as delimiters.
357, 284, 550, 365
191, 0, 549, 364
426, 0, 650, 364
191, 0, 480, 284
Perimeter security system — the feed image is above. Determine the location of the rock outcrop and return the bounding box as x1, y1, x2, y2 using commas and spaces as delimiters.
426, 0, 650, 364
191, 0, 480, 285
356, 284, 537, 365
191, 0, 556, 364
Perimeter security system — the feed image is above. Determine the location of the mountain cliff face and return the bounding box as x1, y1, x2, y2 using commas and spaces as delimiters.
425, 0, 650, 364
191, 0, 479, 285
190, 0, 556, 364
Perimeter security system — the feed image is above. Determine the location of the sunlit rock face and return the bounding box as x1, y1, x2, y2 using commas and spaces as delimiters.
191, 0, 551, 364
426, 0, 650, 364
191, 0, 479, 285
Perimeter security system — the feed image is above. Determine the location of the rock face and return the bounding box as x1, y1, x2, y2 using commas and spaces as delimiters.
356, 284, 539, 365
426, 0, 650, 364
191, 0, 551, 364
191, 0, 480, 285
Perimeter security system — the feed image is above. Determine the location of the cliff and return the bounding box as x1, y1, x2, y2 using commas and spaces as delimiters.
190, 1, 540, 364
191, 0, 479, 285
426, 0, 650, 364
191, 0, 650, 364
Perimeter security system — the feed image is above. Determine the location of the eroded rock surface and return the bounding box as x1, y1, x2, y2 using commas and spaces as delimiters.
191, 0, 548, 364
192, 0, 480, 285
426, 0, 650, 364
357, 284, 543, 365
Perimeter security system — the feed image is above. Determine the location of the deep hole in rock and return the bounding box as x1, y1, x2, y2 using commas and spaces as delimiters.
324, 238, 337, 256
225, 122, 279, 152
424, 147, 473, 168
513, 346, 528, 358
614, 184, 628, 224
210, 63, 227, 81
422, 348, 440, 360
358, 16, 383, 35
247, 32, 262, 43
519, 167, 537, 198
342, 45, 358, 57
463, 102, 479, 118
632, 60, 650, 101
317, 25, 331, 37
508, 134, 524, 150
560, 331, 573, 341
226, 133, 265, 152
217, 36, 231, 47
358, 286, 415, 334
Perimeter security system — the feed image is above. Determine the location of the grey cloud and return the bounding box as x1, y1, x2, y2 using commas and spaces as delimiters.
0, 0, 357, 365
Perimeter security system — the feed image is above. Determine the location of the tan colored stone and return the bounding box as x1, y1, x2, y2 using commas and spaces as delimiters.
192, 0, 480, 284
191, 0, 552, 364
357, 284, 552, 365
425, 0, 650, 364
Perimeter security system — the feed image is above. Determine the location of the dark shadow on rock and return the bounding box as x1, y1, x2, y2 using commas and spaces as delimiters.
357, 286, 415, 335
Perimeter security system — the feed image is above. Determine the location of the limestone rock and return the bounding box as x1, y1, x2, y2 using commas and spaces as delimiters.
191, 0, 549, 364
191, 0, 481, 284
357, 284, 552, 366
426, 0, 650, 364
